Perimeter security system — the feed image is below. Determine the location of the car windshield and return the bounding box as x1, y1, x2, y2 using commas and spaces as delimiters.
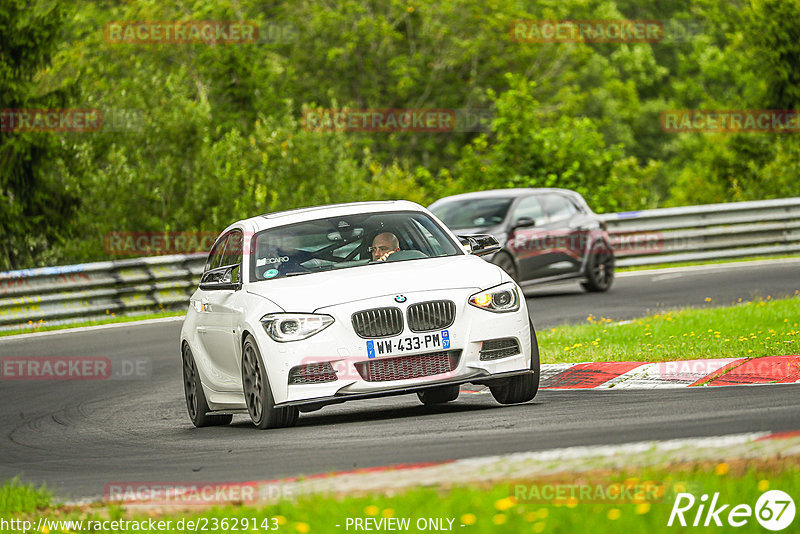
430, 197, 513, 230
251, 211, 462, 281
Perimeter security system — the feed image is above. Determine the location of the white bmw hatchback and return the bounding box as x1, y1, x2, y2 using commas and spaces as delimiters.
180, 201, 540, 429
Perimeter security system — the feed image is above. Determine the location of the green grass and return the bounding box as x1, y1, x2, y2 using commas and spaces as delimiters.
539, 296, 800, 363
0, 479, 52, 515
616, 253, 800, 272
2, 459, 798, 533
0, 310, 186, 337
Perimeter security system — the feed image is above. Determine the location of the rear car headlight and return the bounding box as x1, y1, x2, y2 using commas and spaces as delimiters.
261, 313, 334, 342
469, 283, 520, 313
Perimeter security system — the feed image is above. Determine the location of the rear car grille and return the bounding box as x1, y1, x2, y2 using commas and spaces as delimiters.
288, 362, 338, 384
479, 338, 521, 361
354, 350, 461, 382
407, 300, 456, 332
351, 307, 403, 338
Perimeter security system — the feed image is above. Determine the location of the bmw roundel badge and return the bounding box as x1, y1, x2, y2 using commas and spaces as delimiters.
394, 295, 407, 303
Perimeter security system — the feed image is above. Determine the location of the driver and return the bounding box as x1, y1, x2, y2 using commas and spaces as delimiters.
370, 232, 400, 261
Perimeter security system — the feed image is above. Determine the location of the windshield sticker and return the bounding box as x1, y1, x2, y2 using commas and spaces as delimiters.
256, 258, 267, 267
263, 269, 279, 278
264, 256, 290, 264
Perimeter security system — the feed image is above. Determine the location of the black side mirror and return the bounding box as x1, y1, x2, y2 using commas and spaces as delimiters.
457, 234, 502, 257
199, 265, 240, 291
512, 216, 536, 230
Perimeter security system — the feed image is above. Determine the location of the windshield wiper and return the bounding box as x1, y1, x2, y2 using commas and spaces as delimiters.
285, 265, 335, 277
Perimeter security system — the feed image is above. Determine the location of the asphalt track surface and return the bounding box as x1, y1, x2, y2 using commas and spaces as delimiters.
1, 259, 799, 500
525, 257, 800, 328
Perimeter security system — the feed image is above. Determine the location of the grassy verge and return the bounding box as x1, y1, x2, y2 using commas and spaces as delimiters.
616, 253, 800, 272
0, 311, 186, 338
538, 296, 800, 364
2, 458, 798, 533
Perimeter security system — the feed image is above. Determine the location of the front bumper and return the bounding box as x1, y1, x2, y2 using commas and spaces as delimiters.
277, 369, 535, 409
259, 288, 533, 405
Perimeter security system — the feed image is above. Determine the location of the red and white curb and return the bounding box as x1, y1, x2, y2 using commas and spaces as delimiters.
462, 355, 800, 393
461, 355, 800, 394
539, 355, 800, 389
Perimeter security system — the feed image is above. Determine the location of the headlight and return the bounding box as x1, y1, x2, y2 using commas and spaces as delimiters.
469, 283, 520, 313
261, 313, 334, 342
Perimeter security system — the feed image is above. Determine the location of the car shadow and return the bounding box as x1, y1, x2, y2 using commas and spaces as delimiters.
524, 289, 586, 299
522, 281, 587, 299
225, 397, 544, 429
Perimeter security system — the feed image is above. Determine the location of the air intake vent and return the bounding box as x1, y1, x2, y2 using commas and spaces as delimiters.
288, 362, 338, 384
407, 300, 456, 332
354, 350, 460, 382
479, 338, 521, 361
351, 307, 403, 338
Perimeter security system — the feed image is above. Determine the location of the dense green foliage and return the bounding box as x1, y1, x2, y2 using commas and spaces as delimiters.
2, 0, 799, 269
0, 1, 78, 268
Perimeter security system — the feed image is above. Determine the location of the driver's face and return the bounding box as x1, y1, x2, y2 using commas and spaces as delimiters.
371, 235, 395, 261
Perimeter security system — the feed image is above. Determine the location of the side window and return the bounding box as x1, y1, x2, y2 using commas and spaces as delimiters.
511, 196, 547, 225
410, 217, 445, 256
205, 234, 229, 273
543, 194, 578, 223
569, 196, 586, 213
221, 231, 243, 266
221, 230, 243, 283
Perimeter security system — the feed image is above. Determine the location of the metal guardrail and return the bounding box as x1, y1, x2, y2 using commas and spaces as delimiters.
600, 197, 800, 267
0, 255, 206, 331
1, 197, 799, 332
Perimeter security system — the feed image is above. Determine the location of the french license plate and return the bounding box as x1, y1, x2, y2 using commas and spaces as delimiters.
366, 330, 451, 359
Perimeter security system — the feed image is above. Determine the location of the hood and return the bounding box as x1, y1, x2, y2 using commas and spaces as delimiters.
246, 255, 504, 312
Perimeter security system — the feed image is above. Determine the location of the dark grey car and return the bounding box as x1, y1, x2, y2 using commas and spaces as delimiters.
428, 188, 615, 292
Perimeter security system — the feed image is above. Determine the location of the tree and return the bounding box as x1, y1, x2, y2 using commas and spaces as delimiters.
0, 0, 78, 270
450, 75, 654, 213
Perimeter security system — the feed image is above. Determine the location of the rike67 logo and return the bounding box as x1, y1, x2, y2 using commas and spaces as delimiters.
668, 490, 795, 531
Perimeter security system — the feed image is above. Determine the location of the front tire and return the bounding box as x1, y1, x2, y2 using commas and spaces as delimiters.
489, 321, 540, 405
242, 335, 299, 430
493, 252, 519, 283
581, 240, 615, 292
182, 344, 232, 427
417, 384, 460, 405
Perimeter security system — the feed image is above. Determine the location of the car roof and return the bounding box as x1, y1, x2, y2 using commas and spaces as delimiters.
230, 200, 428, 233
430, 188, 582, 202
428, 188, 594, 213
